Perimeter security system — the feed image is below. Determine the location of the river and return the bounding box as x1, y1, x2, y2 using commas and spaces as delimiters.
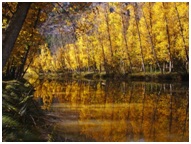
30, 79, 189, 142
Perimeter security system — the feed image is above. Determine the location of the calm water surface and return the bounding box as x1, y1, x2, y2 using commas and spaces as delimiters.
32, 79, 189, 142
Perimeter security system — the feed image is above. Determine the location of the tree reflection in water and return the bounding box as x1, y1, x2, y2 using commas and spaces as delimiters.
31, 79, 188, 142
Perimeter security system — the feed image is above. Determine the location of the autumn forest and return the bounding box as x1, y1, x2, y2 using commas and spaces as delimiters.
2, 2, 189, 79
2, 2, 189, 142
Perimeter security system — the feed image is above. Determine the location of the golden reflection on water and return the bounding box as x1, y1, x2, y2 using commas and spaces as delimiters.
32, 79, 188, 142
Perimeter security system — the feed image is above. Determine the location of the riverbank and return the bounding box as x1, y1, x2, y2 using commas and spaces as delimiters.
128, 72, 189, 82
35, 71, 189, 82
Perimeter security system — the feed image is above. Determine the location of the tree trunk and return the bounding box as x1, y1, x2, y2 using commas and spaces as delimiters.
133, 5, 146, 73
174, 2, 189, 63
162, 3, 173, 73
96, 25, 108, 74
141, 4, 161, 73
104, 4, 114, 59
2, 2, 31, 69
120, 3, 133, 73
19, 8, 41, 79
